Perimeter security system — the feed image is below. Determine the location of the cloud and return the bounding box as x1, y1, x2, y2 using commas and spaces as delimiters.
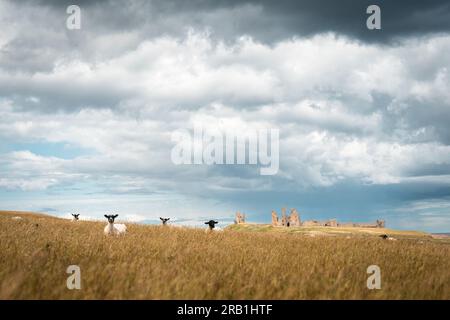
1, 1, 450, 231
1, 33, 450, 194
0, 151, 72, 191
2, 32, 450, 122
3, 0, 450, 74
23, 0, 450, 44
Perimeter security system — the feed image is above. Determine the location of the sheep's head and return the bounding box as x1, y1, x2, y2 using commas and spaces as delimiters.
104, 214, 118, 223
71, 214, 80, 220
205, 220, 219, 229
379, 234, 388, 239
160, 217, 170, 225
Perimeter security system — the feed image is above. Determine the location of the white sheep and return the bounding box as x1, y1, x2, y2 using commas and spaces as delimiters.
104, 214, 127, 236
205, 220, 223, 232
380, 234, 397, 241
12, 216, 23, 220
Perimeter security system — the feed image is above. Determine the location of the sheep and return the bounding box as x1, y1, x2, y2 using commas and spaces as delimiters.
104, 214, 127, 236
12, 216, 23, 220
160, 217, 170, 225
71, 213, 80, 221
379, 234, 397, 241
205, 220, 220, 231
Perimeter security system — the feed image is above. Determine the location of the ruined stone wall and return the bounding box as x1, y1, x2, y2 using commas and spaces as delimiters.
337, 223, 355, 228
339, 221, 385, 228
289, 208, 301, 226
352, 222, 380, 228
281, 208, 288, 226
234, 211, 246, 224
271, 210, 279, 226
268, 209, 385, 228
302, 220, 322, 227
324, 219, 337, 227
272, 208, 301, 227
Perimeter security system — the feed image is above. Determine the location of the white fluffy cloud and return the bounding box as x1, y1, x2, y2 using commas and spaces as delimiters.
3, 32, 450, 113
1, 32, 450, 195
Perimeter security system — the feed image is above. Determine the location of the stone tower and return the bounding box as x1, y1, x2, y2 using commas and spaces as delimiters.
234, 211, 246, 224
289, 208, 301, 226
271, 210, 278, 226
281, 208, 288, 226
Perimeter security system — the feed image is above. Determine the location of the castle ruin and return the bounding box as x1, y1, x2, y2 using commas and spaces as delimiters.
234, 211, 246, 224
235, 208, 385, 229
271, 208, 301, 227
270, 208, 384, 228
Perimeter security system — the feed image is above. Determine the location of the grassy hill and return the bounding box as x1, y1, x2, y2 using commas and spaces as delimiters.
227, 223, 434, 239
1, 210, 449, 299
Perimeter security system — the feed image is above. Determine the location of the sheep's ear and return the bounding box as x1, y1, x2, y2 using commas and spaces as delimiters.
104, 215, 109, 219
167, 218, 170, 221
204, 222, 209, 225
113, 214, 118, 218
214, 221, 219, 224
160, 217, 163, 220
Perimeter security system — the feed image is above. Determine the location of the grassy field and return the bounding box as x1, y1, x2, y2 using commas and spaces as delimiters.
1, 211, 449, 299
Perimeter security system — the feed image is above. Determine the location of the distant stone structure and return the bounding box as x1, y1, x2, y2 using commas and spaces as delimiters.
289, 208, 301, 226
271, 210, 279, 226
302, 220, 321, 227
337, 222, 354, 228
324, 219, 338, 227
281, 208, 288, 226
234, 211, 246, 224
337, 220, 386, 228
271, 208, 301, 227
269, 208, 384, 229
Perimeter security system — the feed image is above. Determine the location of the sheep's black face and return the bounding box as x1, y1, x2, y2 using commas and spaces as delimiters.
160, 217, 170, 225
380, 234, 388, 239
205, 220, 219, 229
105, 214, 118, 223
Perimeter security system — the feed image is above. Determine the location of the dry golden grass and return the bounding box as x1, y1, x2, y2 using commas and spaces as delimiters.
1, 211, 449, 299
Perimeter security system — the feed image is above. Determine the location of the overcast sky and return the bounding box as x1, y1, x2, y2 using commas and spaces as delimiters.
1, 0, 450, 231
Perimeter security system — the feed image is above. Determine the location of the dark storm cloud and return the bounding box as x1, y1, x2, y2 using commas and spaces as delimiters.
30, 0, 450, 43
246, 0, 450, 43
5, 0, 449, 74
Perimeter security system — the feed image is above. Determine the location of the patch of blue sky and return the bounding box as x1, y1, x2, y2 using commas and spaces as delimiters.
0, 141, 95, 159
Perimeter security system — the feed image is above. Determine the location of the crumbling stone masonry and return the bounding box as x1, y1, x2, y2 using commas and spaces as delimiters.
271, 208, 301, 227
269, 208, 385, 228
271, 210, 279, 226
234, 211, 246, 224
324, 219, 337, 227
302, 220, 321, 227
281, 208, 288, 226
289, 208, 301, 226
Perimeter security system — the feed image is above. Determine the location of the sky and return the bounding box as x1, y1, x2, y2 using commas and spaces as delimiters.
1, 0, 450, 231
